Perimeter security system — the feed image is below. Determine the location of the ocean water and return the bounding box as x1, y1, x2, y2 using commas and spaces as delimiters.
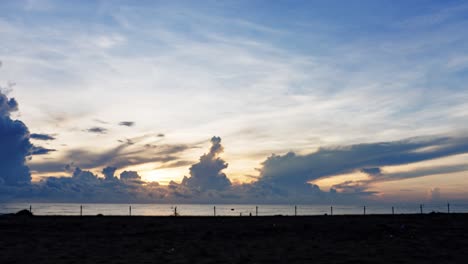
1, 203, 468, 216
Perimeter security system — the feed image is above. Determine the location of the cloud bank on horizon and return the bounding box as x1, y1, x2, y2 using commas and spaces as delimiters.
2, 90, 468, 203
1, 0, 468, 203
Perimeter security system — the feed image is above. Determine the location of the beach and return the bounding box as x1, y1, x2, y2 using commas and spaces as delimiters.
0, 213, 467, 263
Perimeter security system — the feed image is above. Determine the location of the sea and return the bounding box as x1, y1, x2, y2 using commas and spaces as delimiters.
1, 203, 468, 216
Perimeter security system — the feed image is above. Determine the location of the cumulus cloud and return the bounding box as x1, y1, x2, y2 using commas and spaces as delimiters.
30, 133, 56, 140
120, 170, 141, 182
181, 136, 232, 191
118, 121, 135, 127
86, 126, 107, 134
0, 90, 32, 186
102, 166, 117, 181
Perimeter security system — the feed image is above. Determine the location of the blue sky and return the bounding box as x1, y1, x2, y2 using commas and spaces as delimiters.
1, 0, 468, 203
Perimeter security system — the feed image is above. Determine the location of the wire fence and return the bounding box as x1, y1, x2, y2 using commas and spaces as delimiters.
1, 203, 468, 216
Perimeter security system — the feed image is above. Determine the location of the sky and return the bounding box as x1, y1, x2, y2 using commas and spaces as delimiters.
1, 0, 468, 204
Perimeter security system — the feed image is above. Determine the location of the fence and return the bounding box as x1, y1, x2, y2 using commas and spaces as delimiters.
1, 203, 468, 216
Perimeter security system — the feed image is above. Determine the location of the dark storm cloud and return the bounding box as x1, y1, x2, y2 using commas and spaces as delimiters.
86, 126, 107, 134
118, 121, 135, 127
30, 133, 56, 141
181, 136, 232, 191
0, 90, 32, 186
256, 136, 468, 188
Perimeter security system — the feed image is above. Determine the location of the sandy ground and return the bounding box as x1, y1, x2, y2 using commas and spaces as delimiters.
1, 213, 467, 263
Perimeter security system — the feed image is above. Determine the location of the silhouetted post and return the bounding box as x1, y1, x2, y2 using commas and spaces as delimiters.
256, 206, 258, 216
214, 206, 216, 216
363, 206, 366, 215
129, 206, 132, 216
420, 204, 423, 214
294, 205, 297, 216
29, 205, 32, 213
174, 206, 177, 217
447, 203, 450, 214
330, 206, 333, 216
392, 206, 394, 215
80, 205, 82, 216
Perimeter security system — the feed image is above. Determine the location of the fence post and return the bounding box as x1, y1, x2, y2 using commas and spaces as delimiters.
447, 203, 450, 214
256, 206, 258, 216
129, 206, 132, 216
214, 206, 216, 216
29, 205, 32, 213
294, 205, 297, 216
174, 206, 177, 217
392, 206, 394, 215
364, 206, 366, 215
420, 204, 423, 214
80, 205, 82, 216
330, 206, 333, 216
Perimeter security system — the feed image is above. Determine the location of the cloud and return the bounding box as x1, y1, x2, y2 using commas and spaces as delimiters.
28, 136, 195, 174
0, 90, 32, 186
102, 166, 117, 181
0, 92, 18, 116
86, 127, 107, 134
16, 167, 170, 203
30, 146, 56, 155
156, 160, 194, 169
256, 136, 468, 189
368, 164, 468, 183
120, 170, 141, 182
118, 121, 135, 127
180, 137, 231, 191
8, 134, 460, 204
30, 133, 56, 141
360, 167, 382, 177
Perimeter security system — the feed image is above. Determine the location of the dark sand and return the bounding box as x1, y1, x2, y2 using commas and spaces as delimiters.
1, 213, 467, 263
